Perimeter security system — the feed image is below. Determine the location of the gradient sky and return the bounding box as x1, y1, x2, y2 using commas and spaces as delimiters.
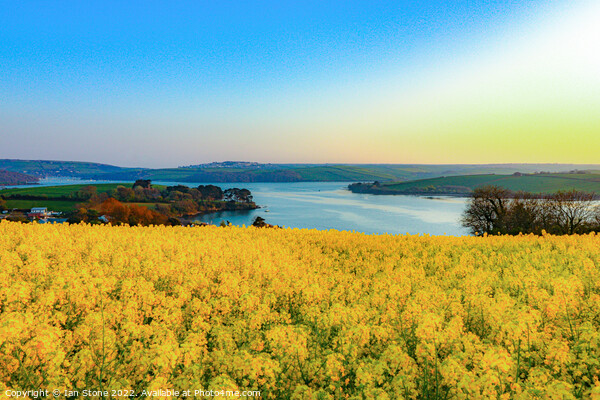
1, 0, 599, 167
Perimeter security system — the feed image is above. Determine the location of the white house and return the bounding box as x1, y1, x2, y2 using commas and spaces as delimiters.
29, 207, 48, 217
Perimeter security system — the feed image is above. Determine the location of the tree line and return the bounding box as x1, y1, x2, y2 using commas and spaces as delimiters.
462, 186, 600, 235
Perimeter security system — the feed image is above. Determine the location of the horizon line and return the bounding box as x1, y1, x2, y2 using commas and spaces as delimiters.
2, 158, 600, 170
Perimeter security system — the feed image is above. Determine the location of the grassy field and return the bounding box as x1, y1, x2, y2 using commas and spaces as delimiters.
0, 183, 166, 198
294, 165, 401, 181
377, 172, 600, 194
1, 222, 600, 398
3, 199, 79, 212
0, 183, 168, 212
0, 183, 126, 197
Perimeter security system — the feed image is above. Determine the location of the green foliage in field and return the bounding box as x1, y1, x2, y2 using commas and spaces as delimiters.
4, 199, 79, 212
380, 173, 600, 194
0, 183, 166, 198
294, 166, 400, 181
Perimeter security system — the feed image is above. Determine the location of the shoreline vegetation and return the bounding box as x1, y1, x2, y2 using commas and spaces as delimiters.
0, 180, 258, 226
348, 170, 600, 197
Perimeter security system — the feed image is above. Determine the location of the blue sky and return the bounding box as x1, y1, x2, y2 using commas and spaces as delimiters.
1, 0, 598, 167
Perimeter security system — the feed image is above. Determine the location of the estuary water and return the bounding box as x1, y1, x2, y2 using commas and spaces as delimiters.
161, 181, 469, 236
3, 179, 469, 236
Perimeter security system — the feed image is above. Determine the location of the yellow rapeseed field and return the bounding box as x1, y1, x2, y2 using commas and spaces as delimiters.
1, 221, 600, 399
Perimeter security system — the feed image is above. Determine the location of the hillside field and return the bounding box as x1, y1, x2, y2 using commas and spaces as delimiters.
1, 184, 166, 212
1, 222, 600, 398
0, 183, 140, 198
1, 199, 79, 213
352, 172, 600, 195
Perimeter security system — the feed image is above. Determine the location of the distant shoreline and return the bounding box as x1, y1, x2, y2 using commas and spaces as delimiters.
348, 184, 471, 197
348, 172, 600, 198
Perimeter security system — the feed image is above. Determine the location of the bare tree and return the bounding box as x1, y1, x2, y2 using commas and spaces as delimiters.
505, 191, 543, 235
461, 186, 512, 235
550, 190, 597, 234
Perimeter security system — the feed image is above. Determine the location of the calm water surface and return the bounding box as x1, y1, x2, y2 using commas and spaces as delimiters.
168, 182, 469, 236
3, 179, 469, 236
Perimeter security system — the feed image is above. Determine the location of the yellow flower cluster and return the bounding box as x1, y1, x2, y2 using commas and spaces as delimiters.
1, 221, 600, 399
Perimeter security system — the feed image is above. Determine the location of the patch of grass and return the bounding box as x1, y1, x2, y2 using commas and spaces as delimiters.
4, 199, 79, 212
294, 166, 400, 181
0, 183, 167, 198
380, 173, 600, 194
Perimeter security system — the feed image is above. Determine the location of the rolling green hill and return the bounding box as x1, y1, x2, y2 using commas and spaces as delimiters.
0, 183, 132, 197
0, 159, 132, 178
349, 172, 600, 195
3, 159, 600, 183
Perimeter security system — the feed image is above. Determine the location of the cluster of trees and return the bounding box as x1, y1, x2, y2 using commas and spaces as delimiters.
462, 186, 600, 235
108, 185, 161, 202
158, 185, 253, 216
163, 185, 252, 203
251, 216, 280, 228
108, 182, 253, 205
69, 198, 174, 226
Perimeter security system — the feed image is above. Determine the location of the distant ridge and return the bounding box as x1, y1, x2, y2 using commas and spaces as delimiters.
1, 159, 599, 183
